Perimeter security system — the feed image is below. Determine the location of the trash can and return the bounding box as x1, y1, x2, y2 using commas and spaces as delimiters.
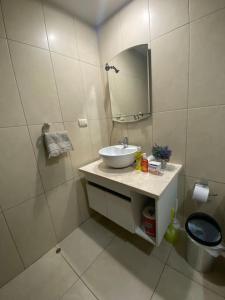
185, 212, 222, 273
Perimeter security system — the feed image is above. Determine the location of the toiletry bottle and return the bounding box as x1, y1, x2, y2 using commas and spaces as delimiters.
135, 146, 143, 171
141, 153, 148, 172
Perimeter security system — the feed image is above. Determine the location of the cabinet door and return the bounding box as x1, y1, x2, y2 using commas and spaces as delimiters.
86, 183, 108, 217
107, 196, 135, 233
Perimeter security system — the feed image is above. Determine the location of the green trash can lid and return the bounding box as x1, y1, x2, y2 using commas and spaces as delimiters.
185, 212, 222, 247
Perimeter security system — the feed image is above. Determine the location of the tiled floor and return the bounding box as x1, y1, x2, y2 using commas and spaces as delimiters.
0, 215, 225, 300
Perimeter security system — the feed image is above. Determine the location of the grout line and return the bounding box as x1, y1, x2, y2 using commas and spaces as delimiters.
190, 6, 225, 24
150, 6, 225, 43
150, 22, 189, 42
61, 233, 116, 279
183, 0, 191, 213
79, 277, 100, 300
149, 262, 167, 300
1, 211, 26, 269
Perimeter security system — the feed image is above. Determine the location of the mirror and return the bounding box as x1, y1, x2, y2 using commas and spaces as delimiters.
106, 44, 151, 123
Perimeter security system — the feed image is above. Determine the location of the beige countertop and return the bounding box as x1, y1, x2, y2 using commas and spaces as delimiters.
79, 159, 182, 198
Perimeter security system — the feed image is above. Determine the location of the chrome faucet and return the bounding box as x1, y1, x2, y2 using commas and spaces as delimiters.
120, 137, 128, 148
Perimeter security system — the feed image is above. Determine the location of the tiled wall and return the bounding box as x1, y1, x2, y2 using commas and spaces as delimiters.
98, 0, 225, 232
0, 0, 109, 287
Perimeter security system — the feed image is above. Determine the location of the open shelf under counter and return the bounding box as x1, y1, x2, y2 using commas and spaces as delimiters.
79, 159, 182, 246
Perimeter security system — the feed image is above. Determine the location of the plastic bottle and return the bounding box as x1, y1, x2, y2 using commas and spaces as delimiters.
135, 146, 143, 170
141, 153, 148, 172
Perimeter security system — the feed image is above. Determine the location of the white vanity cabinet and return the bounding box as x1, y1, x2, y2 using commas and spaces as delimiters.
79, 160, 182, 246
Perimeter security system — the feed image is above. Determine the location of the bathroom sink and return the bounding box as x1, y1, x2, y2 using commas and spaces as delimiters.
99, 145, 138, 168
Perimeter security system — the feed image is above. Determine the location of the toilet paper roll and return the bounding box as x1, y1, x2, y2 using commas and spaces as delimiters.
192, 183, 209, 203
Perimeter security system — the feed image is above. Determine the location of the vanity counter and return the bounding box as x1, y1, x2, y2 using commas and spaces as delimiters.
79, 159, 182, 199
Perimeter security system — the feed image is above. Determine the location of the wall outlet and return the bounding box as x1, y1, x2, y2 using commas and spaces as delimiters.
78, 118, 88, 127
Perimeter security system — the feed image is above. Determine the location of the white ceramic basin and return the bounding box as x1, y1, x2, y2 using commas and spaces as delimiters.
99, 145, 138, 168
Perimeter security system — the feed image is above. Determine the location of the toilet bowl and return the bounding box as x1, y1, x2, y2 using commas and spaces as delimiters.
185, 212, 225, 272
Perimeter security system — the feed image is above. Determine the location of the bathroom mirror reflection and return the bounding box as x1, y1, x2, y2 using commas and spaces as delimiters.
106, 44, 151, 123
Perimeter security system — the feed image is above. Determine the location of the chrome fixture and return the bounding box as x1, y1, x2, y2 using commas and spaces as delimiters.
119, 136, 128, 148
105, 63, 120, 73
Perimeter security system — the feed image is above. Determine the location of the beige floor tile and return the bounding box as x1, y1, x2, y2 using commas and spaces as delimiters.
152, 266, 224, 300
0, 248, 78, 300
108, 222, 172, 264
60, 218, 114, 275
61, 280, 97, 300
82, 236, 164, 300
167, 231, 225, 298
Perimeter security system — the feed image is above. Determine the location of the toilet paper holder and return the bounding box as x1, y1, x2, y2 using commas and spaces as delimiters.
194, 182, 218, 197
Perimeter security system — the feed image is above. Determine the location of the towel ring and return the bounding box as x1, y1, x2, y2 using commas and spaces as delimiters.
42, 123, 51, 135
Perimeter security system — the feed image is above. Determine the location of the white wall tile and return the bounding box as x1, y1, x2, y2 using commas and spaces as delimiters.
0, 38, 25, 127
97, 13, 122, 63
5, 195, 56, 267
189, 0, 225, 21
64, 122, 93, 172
0, 126, 43, 210
152, 25, 189, 112
149, 0, 189, 39
46, 179, 81, 242
89, 119, 109, 159
127, 117, 153, 154
29, 123, 74, 191
81, 62, 106, 120
153, 110, 187, 166
2, 0, 48, 48
186, 106, 225, 183
120, 0, 150, 50
189, 9, 225, 108
0, 5, 6, 38
0, 213, 24, 287
75, 18, 99, 66
9, 41, 62, 124
44, 3, 78, 58
51, 53, 87, 122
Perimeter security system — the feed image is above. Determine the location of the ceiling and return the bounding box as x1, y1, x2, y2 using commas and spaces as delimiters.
48, 0, 132, 27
